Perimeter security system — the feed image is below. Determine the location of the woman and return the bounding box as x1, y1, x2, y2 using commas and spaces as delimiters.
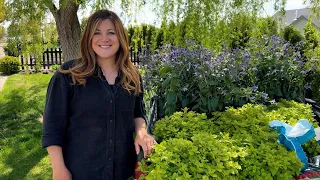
42, 9, 156, 180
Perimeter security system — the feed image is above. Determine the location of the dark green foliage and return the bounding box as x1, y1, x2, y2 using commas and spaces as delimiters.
228, 13, 254, 49
281, 26, 304, 45
152, 27, 164, 51
303, 20, 319, 50
258, 17, 279, 36
302, 20, 320, 102
305, 63, 320, 102
0, 56, 20, 75
127, 24, 157, 52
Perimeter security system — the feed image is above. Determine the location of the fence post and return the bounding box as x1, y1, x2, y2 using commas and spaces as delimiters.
46, 49, 50, 69
30, 55, 33, 70
42, 50, 46, 69
50, 48, 54, 66
20, 55, 24, 70
58, 48, 62, 64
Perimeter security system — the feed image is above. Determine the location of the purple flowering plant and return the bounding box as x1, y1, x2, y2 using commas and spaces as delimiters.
140, 36, 315, 116
248, 35, 312, 101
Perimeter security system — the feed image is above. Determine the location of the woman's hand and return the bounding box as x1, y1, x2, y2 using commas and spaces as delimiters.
134, 128, 157, 158
53, 166, 72, 180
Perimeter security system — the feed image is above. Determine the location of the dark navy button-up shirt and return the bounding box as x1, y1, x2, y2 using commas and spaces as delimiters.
42, 60, 146, 180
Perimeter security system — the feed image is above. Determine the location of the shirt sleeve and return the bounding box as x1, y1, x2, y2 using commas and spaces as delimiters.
42, 71, 72, 149
134, 77, 147, 121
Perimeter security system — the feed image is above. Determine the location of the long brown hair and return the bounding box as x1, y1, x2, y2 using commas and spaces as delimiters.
60, 9, 141, 95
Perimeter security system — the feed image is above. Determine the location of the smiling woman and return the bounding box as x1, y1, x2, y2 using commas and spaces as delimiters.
92, 19, 120, 63
42, 9, 156, 180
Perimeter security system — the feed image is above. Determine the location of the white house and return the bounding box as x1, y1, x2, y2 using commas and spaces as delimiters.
273, 8, 320, 34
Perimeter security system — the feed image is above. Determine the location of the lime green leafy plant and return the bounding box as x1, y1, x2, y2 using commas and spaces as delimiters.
139, 133, 247, 180
145, 100, 310, 179
152, 108, 214, 141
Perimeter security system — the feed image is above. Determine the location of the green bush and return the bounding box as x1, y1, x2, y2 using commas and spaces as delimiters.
153, 108, 214, 142
146, 100, 311, 179
303, 20, 319, 50
304, 46, 320, 102
281, 26, 304, 45
266, 100, 315, 126
237, 141, 302, 180
211, 102, 305, 179
51, 64, 60, 72
139, 133, 247, 180
266, 100, 320, 157
212, 100, 319, 157
0, 56, 21, 75
211, 104, 270, 142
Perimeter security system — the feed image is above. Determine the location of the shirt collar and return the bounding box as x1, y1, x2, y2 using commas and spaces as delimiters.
94, 65, 122, 83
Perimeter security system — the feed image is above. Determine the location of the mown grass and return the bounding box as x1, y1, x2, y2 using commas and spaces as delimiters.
0, 74, 53, 180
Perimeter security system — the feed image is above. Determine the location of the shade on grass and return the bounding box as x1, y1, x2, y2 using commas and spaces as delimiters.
0, 74, 53, 180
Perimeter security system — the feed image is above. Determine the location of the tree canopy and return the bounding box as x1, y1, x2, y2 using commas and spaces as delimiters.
3, 0, 320, 61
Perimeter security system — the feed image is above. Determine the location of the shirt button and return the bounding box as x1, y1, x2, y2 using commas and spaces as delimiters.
109, 158, 112, 161
110, 100, 113, 103
109, 139, 113, 143
109, 119, 113, 123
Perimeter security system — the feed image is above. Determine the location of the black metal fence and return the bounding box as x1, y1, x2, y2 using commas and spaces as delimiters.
19, 47, 143, 70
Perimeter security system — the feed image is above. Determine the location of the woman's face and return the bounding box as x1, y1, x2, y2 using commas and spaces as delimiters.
91, 19, 120, 62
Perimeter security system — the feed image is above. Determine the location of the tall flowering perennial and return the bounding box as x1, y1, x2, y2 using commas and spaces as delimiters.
248, 35, 314, 101
140, 37, 316, 116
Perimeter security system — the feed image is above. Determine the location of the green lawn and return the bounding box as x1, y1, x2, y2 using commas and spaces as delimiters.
0, 74, 53, 180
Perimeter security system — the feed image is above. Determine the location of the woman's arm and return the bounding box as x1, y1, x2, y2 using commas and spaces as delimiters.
47, 146, 65, 170
47, 146, 72, 180
134, 117, 147, 132
42, 71, 72, 179
134, 117, 156, 158
133, 76, 157, 157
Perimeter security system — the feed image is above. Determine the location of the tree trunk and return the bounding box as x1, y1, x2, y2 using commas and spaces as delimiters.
53, 2, 81, 61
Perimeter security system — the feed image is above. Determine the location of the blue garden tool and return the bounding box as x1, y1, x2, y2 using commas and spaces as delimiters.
270, 119, 316, 171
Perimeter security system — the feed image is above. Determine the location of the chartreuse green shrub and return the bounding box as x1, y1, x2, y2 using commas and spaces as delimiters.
211, 104, 303, 179
265, 100, 320, 157
0, 56, 21, 75
211, 104, 270, 144
152, 108, 214, 141
147, 100, 307, 180
139, 133, 247, 180
212, 100, 320, 157
266, 100, 315, 126
237, 141, 302, 180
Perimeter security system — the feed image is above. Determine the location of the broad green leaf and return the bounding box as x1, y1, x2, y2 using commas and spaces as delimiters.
160, 66, 172, 76
211, 96, 219, 111
166, 92, 176, 105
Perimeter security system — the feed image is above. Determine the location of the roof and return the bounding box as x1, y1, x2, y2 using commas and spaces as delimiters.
273, 8, 320, 28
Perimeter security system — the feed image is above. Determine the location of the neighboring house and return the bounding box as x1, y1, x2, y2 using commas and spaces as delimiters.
273, 8, 320, 34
